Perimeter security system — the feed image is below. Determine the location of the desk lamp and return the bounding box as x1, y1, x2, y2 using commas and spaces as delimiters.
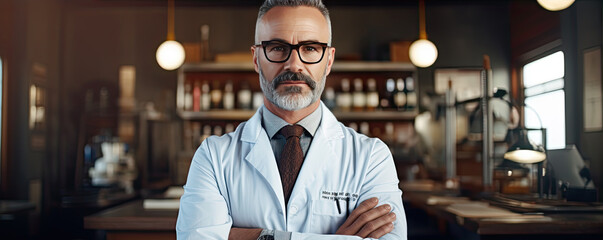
504, 128, 546, 164
503, 102, 548, 198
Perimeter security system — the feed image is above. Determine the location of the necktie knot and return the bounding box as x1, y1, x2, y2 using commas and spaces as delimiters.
280, 125, 304, 139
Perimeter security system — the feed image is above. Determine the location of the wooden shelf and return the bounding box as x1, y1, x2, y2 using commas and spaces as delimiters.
331, 61, 416, 72
178, 110, 256, 121
179, 61, 416, 72
177, 109, 417, 121
334, 110, 417, 121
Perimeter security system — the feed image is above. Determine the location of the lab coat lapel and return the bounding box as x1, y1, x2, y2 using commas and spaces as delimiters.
293, 103, 344, 197
241, 107, 286, 211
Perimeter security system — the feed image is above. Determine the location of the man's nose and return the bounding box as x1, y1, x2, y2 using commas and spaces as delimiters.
284, 49, 304, 73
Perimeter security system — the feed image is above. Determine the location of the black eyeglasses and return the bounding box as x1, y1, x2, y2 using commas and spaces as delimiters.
254, 40, 329, 64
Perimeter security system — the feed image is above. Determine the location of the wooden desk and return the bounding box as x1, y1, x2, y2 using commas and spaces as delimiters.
0, 200, 36, 239
84, 200, 177, 240
403, 190, 603, 240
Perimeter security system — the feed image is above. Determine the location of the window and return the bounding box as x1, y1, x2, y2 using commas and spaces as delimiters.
522, 51, 566, 150
0, 56, 3, 185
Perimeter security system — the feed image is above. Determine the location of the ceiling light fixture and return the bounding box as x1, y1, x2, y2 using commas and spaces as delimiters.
409, 0, 438, 68
536, 0, 575, 11
156, 0, 185, 71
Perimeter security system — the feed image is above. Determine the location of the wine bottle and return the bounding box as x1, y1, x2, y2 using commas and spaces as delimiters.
337, 78, 352, 111
323, 86, 336, 110
184, 82, 193, 111
352, 78, 366, 111
366, 78, 379, 111
210, 81, 223, 109
193, 80, 201, 112
394, 78, 406, 111
200, 25, 211, 61
223, 80, 235, 110
237, 80, 252, 110
201, 81, 211, 111
405, 76, 417, 110
381, 78, 395, 110
252, 92, 264, 109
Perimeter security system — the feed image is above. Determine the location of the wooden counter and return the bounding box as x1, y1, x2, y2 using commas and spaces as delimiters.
403, 189, 603, 239
0, 200, 36, 239
84, 200, 177, 240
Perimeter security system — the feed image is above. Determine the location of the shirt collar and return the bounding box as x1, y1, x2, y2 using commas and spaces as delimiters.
262, 104, 322, 138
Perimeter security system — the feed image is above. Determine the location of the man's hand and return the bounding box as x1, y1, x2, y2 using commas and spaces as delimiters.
229, 227, 262, 240
335, 197, 396, 239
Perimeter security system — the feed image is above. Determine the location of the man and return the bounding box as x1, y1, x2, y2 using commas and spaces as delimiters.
176, 0, 407, 239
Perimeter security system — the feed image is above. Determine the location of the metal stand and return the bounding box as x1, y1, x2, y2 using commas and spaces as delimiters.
481, 56, 494, 190
445, 80, 457, 183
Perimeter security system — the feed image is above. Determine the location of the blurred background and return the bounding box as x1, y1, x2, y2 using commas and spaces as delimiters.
0, 0, 601, 239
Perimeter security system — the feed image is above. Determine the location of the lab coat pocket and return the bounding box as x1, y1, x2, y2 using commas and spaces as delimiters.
310, 199, 347, 233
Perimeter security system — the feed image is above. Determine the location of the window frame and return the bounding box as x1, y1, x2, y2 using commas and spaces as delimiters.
0, 56, 5, 194
519, 46, 567, 150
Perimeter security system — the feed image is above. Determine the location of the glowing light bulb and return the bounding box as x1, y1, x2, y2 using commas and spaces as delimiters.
156, 40, 185, 70
537, 0, 574, 11
409, 39, 438, 68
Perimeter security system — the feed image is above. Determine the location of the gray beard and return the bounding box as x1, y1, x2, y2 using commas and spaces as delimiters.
258, 63, 327, 111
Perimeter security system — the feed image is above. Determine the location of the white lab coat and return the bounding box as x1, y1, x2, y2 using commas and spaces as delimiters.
176, 103, 407, 240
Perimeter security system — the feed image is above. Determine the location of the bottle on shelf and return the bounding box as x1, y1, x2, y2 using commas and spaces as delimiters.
200, 125, 212, 144
225, 123, 235, 133
359, 122, 370, 136
200, 25, 211, 61
193, 80, 201, 112
99, 87, 109, 115
352, 78, 366, 111
183, 121, 194, 151
381, 78, 396, 110
405, 76, 417, 111
384, 122, 395, 152
252, 92, 264, 109
366, 78, 379, 111
223, 80, 235, 110
210, 80, 223, 109
184, 82, 193, 111
337, 78, 352, 111
322, 86, 336, 110
201, 81, 211, 111
237, 80, 252, 110
191, 122, 201, 149
213, 125, 223, 136
394, 78, 407, 111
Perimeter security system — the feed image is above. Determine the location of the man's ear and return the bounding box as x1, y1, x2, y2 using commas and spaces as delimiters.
251, 46, 260, 73
325, 47, 336, 76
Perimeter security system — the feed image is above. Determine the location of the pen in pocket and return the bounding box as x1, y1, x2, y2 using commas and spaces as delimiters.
334, 198, 341, 214
345, 197, 350, 218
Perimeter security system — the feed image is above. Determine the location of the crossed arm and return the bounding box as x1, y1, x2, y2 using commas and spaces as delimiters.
177, 136, 405, 240
229, 197, 396, 240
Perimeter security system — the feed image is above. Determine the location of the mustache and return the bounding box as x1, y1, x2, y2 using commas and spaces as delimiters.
272, 71, 316, 90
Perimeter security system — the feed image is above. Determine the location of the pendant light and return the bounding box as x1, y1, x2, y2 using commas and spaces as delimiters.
536, 0, 575, 11
409, 0, 438, 68
156, 0, 185, 71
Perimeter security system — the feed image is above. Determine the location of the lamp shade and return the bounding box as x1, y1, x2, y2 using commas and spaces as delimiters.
504, 128, 546, 164
156, 40, 185, 70
409, 39, 438, 68
536, 0, 575, 11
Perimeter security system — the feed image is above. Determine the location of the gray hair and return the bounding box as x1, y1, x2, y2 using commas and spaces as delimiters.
255, 0, 332, 45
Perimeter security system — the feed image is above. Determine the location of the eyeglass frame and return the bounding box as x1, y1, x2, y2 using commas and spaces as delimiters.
253, 40, 330, 64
